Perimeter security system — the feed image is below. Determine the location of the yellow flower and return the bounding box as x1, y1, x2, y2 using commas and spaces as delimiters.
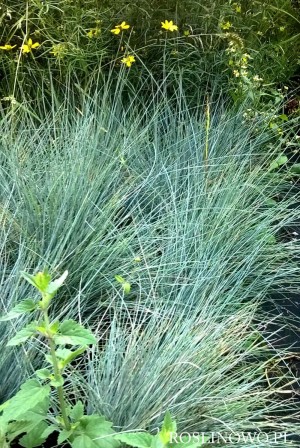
111, 21, 130, 34
21, 38, 40, 54
221, 21, 232, 30
233, 70, 240, 77
233, 3, 242, 13
87, 27, 101, 38
121, 55, 135, 67
0, 44, 16, 50
161, 20, 178, 32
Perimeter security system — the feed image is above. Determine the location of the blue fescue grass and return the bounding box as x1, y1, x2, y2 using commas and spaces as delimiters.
1, 87, 300, 443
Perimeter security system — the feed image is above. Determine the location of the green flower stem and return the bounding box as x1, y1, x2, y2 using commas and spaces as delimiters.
43, 308, 71, 431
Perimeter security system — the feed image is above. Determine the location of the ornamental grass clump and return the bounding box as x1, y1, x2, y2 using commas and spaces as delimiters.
0, 88, 300, 443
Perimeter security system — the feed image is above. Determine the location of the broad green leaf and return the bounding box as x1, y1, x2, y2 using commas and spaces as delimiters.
36, 368, 51, 380
59, 346, 87, 369
2, 379, 50, 422
50, 321, 59, 334
19, 421, 49, 448
290, 163, 300, 174
70, 401, 84, 421
269, 155, 287, 171
278, 114, 288, 121
6, 322, 38, 346
50, 374, 64, 387
0, 299, 37, 322
72, 434, 97, 448
58, 428, 74, 444
54, 320, 96, 346
75, 415, 120, 448
159, 412, 176, 445
115, 432, 153, 448
46, 270, 68, 295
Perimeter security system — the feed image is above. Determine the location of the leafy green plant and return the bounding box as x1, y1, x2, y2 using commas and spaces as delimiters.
0, 270, 209, 448
0, 269, 121, 447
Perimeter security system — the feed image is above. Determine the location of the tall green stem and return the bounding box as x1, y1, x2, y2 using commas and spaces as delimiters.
44, 309, 71, 431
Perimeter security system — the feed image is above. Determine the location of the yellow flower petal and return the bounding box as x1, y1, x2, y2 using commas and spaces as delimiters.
32, 42, 40, 49
0, 44, 16, 50
111, 27, 121, 35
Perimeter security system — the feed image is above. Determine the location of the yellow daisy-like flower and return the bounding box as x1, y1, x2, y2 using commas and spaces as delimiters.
21, 38, 40, 54
221, 21, 232, 30
0, 44, 16, 50
121, 55, 135, 67
161, 20, 178, 32
111, 21, 130, 35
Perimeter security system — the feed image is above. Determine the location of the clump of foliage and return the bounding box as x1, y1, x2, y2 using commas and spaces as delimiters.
0, 0, 299, 109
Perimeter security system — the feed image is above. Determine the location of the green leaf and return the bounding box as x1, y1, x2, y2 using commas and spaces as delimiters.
159, 412, 176, 445
278, 114, 288, 121
0, 299, 37, 322
6, 322, 38, 346
72, 434, 97, 448
290, 163, 300, 174
2, 379, 50, 422
74, 415, 120, 448
115, 432, 154, 448
54, 320, 96, 346
115, 275, 131, 294
59, 346, 87, 369
19, 421, 49, 448
115, 275, 125, 284
70, 401, 84, 421
58, 428, 74, 444
21, 271, 51, 293
269, 155, 288, 172
122, 282, 131, 294
50, 374, 64, 387
46, 270, 68, 295
36, 368, 51, 380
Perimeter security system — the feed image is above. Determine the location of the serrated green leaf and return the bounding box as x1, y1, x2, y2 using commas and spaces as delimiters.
6, 322, 38, 346
115, 432, 153, 448
75, 415, 119, 448
70, 401, 84, 421
0, 299, 37, 322
54, 320, 96, 346
2, 379, 50, 422
19, 421, 49, 448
